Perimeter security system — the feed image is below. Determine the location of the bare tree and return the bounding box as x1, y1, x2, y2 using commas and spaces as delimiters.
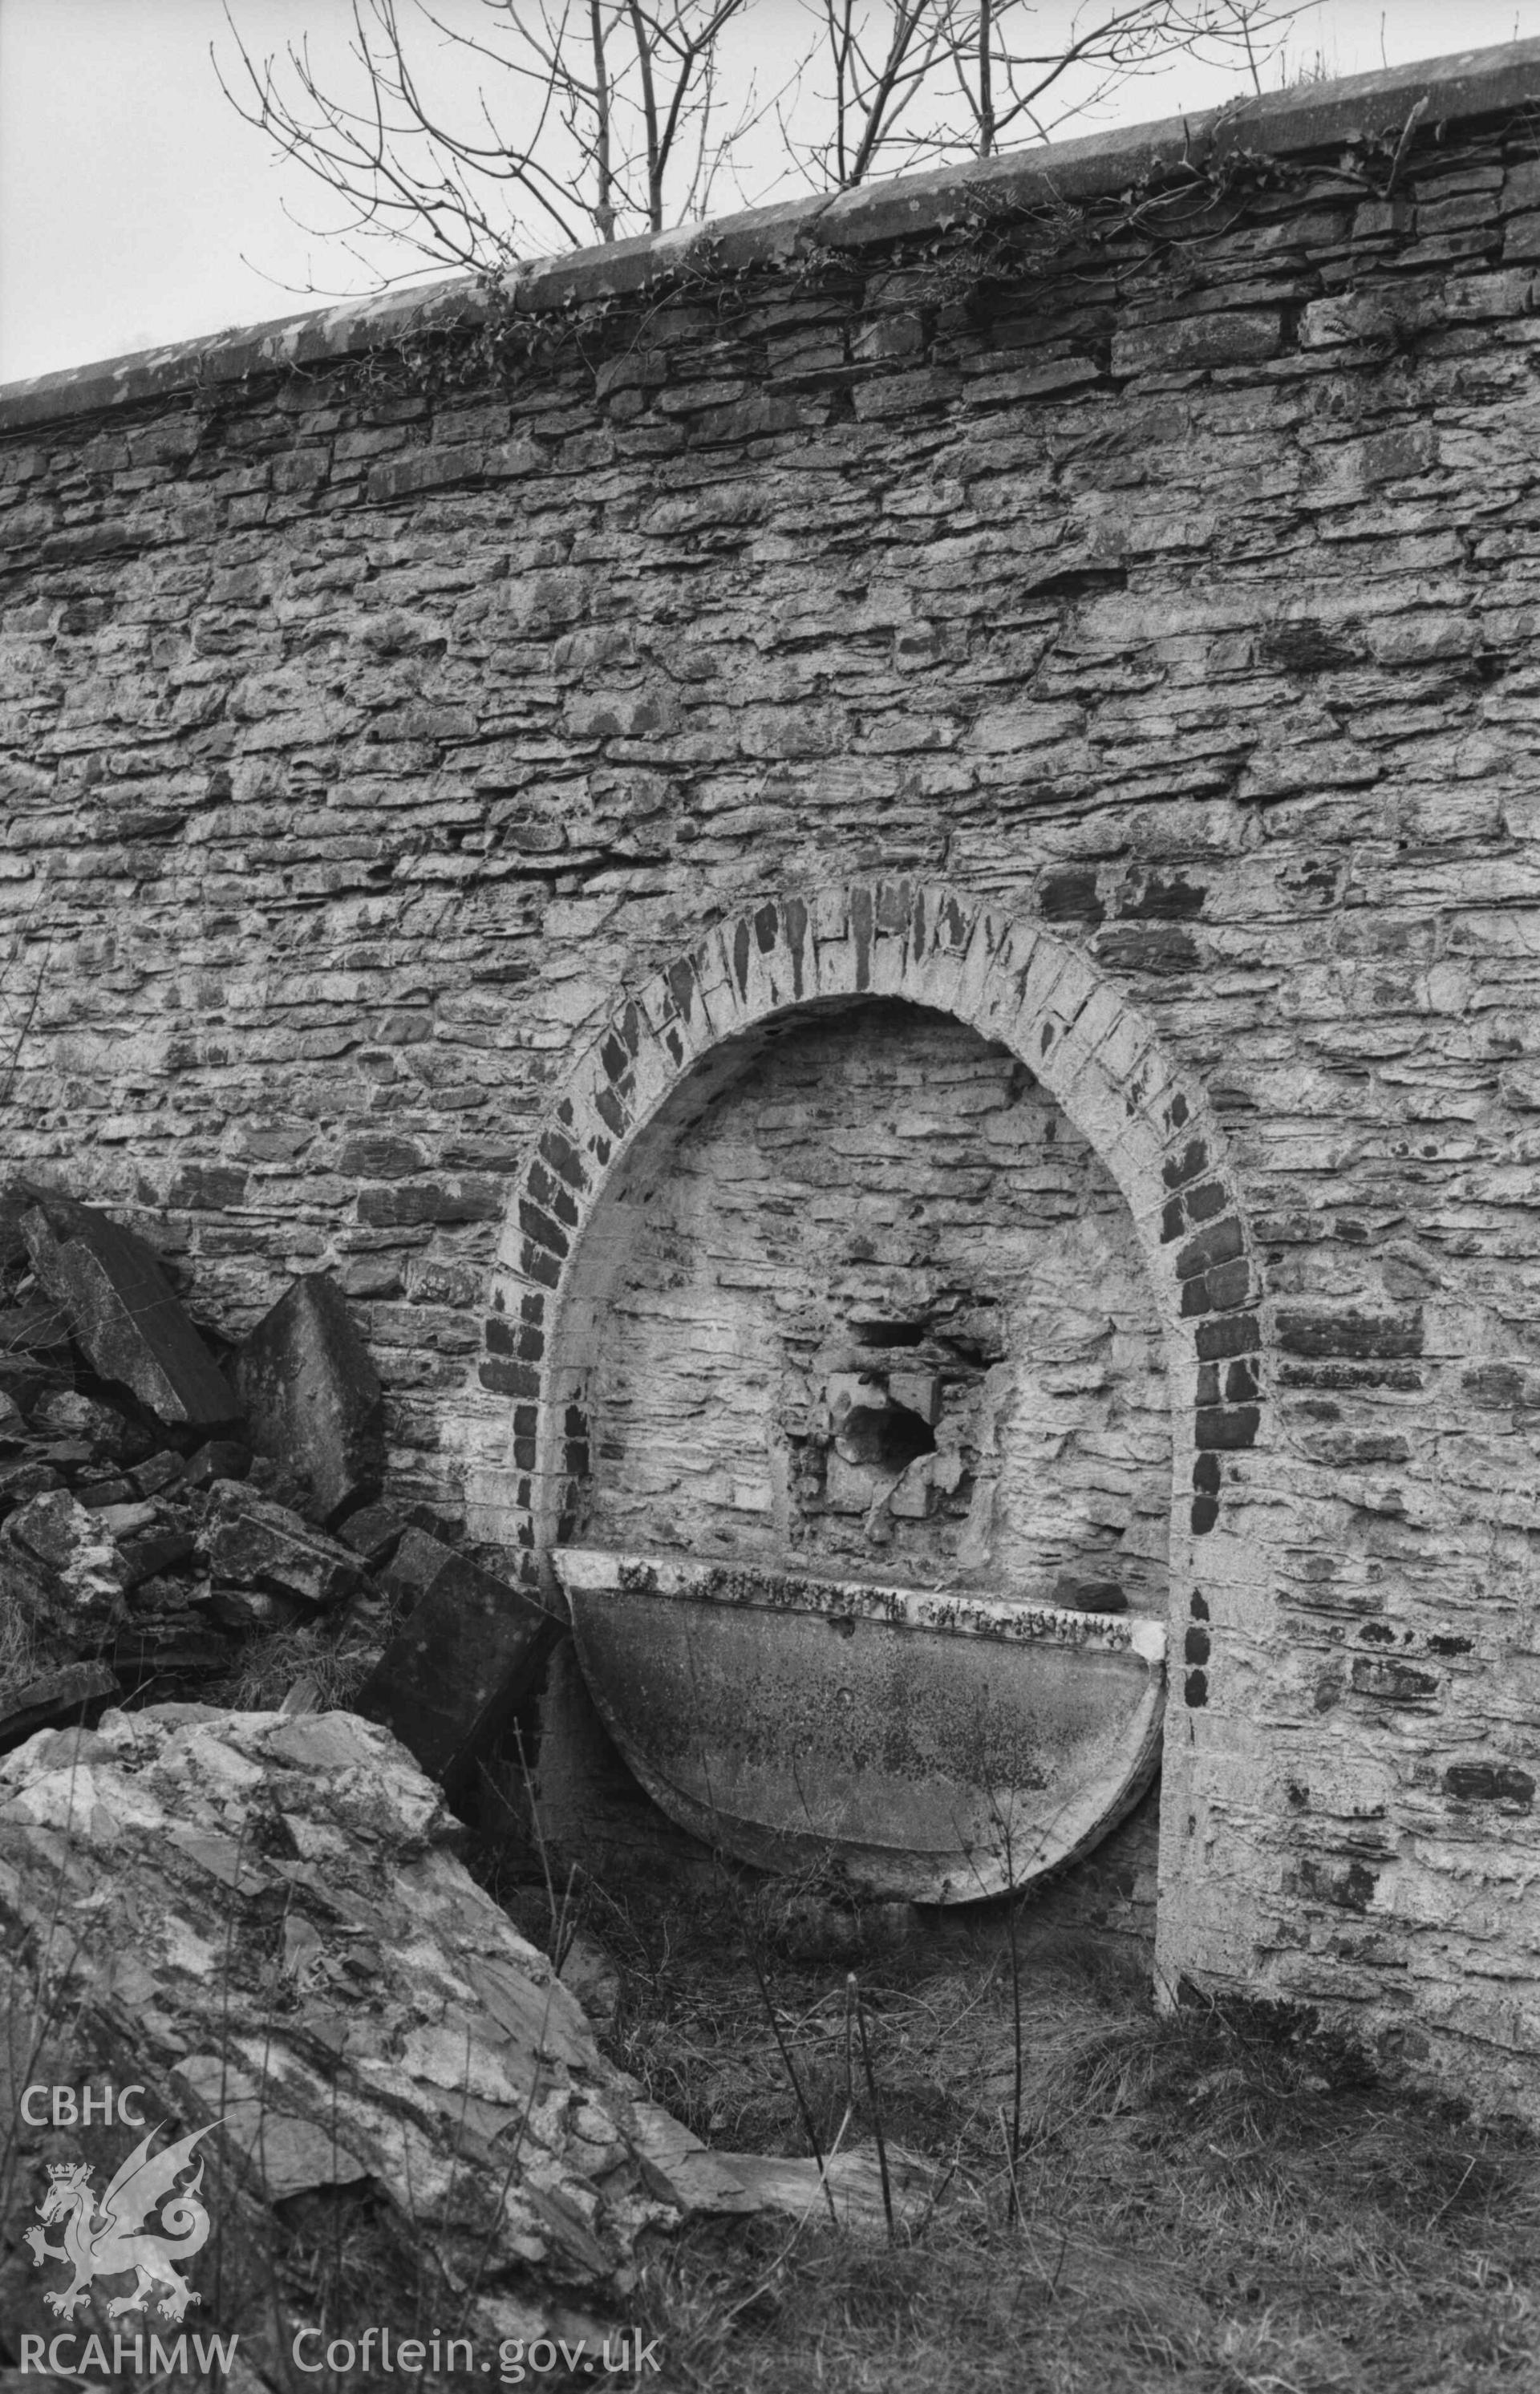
217, 0, 773, 275
785, 0, 1304, 189
217, 0, 1306, 287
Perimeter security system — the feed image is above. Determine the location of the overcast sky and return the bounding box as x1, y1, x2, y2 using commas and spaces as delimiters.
0, 0, 1534, 385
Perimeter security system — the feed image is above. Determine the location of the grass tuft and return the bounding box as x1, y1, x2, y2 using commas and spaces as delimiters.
206, 1613, 386, 1713
0, 1603, 48, 1715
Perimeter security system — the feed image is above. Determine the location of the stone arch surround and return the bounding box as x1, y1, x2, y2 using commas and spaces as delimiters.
465, 875, 1264, 1711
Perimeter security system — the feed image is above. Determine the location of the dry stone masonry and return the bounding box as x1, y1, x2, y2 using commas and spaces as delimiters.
6, 37, 1540, 2117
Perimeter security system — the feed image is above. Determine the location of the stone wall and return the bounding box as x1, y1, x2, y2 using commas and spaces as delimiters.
6, 39, 1540, 2116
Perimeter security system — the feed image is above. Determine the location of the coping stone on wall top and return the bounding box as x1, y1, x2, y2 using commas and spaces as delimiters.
2, 36, 1540, 436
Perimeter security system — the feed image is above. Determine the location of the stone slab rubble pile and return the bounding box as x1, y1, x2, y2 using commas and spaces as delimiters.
0, 1703, 926, 2377
0, 1182, 544, 1776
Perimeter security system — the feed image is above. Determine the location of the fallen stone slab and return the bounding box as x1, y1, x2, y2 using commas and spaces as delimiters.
719, 2145, 934, 2233
75, 1472, 136, 1508
128, 1445, 186, 1497
629, 2101, 934, 2233
198, 1483, 366, 1610
0, 1658, 119, 1753
0, 1487, 129, 1634
87, 1495, 159, 1540
17, 1183, 241, 1432
233, 1272, 385, 1527
356, 1547, 560, 1787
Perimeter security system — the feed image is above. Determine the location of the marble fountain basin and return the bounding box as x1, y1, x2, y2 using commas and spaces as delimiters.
553, 1549, 1166, 1904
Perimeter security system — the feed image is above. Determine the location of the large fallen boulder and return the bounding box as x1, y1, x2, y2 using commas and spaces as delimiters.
0, 1705, 667, 2366
17, 1185, 241, 1434
0, 1706, 912, 2379
233, 1274, 384, 1527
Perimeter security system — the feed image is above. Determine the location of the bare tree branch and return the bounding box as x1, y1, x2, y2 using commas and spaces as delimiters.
217, 0, 1312, 286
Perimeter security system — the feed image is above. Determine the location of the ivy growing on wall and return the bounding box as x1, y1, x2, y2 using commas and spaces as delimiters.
300, 98, 1514, 415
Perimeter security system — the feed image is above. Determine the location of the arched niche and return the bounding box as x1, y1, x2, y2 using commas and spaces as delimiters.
567, 995, 1173, 1616
461, 881, 1264, 1911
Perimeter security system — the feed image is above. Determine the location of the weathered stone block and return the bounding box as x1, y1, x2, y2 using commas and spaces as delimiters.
128, 1448, 185, 1497
1052, 1575, 1128, 1614
1111, 310, 1280, 375
1, 1488, 129, 1634
356, 1180, 500, 1227
198, 1485, 365, 1610
233, 1273, 384, 1529
89, 1498, 158, 1541
1276, 1308, 1424, 1361
1444, 1762, 1534, 1806
1350, 1655, 1440, 1704
17, 1184, 241, 1432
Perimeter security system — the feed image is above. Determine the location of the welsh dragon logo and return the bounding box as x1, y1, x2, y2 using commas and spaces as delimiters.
24, 2122, 213, 2323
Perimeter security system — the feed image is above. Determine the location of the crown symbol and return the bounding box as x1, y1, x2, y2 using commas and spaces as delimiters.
47, 2161, 83, 2181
